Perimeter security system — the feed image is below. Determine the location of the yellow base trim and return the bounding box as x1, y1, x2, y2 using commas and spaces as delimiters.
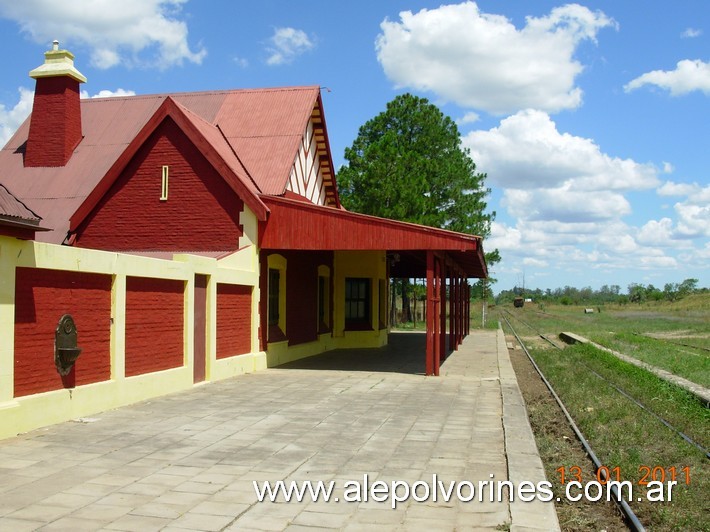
211, 351, 267, 380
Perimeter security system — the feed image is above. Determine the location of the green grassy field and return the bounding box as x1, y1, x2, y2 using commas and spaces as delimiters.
502, 293, 710, 387
494, 294, 709, 531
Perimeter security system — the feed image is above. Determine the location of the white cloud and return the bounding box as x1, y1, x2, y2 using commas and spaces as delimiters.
502, 187, 631, 223
522, 257, 548, 268
662, 162, 674, 174
464, 109, 659, 192
675, 203, 710, 238
681, 28, 702, 38
376, 2, 616, 114
493, 217, 681, 279
657, 180, 706, 198
233, 56, 249, 68
265, 27, 315, 66
624, 59, 710, 96
462, 109, 701, 283
637, 181, 710, 243
80, 88, 136, 99
0, 0, 206, 69
0, 87, 34, 147
456, 112, 480, 126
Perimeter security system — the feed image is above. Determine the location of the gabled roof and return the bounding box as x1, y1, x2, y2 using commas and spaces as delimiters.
69, 96, 268, 232
0, 86, 337, 244
0, 183, 43, 227
0, 183, 49, 240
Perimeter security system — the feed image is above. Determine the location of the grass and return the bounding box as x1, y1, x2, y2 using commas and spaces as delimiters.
497, 297, 709, 530
528, 342, 709, 530
505, 297, 710, 389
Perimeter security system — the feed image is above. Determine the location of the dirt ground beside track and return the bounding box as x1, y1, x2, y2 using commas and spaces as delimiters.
507, 336, 629, 531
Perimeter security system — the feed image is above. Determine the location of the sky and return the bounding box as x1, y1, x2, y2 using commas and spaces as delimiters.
0, 0, 707, 294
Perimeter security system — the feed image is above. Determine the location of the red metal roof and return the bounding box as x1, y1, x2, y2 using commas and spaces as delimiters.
0, 86, 335, 244
0, 184, 40, 221
259, 196, 487, 278
0, 183, 42, 226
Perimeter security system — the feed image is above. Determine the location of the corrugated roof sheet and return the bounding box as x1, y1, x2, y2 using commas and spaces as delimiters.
0, 183, 41, 223
0, 86, 325, 244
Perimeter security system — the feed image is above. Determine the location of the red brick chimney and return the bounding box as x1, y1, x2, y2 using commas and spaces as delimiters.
25, 40, 86, 167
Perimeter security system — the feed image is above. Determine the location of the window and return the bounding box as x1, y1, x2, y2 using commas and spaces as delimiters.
345, 277, 370, 327
160, 165, 169, 201
268, 269, 280, 326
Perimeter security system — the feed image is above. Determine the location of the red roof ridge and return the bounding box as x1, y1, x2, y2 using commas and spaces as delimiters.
83, 85, 321, 102
168, 97, 263, 194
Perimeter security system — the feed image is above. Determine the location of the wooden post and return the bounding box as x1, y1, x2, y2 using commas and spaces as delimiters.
439, 259, 447, 361
466, 279, 471, 336
434, 256, 441, 376
426, 251, 434, 376
448, 268, 456, 351
457, 274, 463, 348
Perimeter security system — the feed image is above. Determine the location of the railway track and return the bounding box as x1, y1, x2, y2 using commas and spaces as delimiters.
501, 308, 709, 459
500, 312, 646, 531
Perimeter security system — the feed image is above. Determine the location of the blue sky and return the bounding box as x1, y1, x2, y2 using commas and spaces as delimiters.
0, 0, 707, 294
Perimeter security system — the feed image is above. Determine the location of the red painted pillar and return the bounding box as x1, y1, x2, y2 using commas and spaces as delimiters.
458, 274, 464, 347
439, 259, 447, 361
449, 268, 456, 351
466, 282, 471, 335
433, 256, 441, 376
426, 250, 435, 376
454, 272, 461, 351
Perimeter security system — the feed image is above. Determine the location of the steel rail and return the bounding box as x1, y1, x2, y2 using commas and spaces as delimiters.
503, 309, 709, 459
501, 314, 645, 532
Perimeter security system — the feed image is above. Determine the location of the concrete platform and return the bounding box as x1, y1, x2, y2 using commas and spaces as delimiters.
0, 329, 559, 531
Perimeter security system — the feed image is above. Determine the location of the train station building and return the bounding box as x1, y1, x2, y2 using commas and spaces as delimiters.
0, 43, 487, 439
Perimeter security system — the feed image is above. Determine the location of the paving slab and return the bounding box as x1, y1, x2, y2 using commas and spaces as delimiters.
0, 330, 558, 531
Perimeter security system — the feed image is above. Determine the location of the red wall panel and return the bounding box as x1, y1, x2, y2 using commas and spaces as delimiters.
125, 277, 184, 377
216, 284, 252, 359
14, 268, 111, 397
281, 251, 333, 346
76, 117, 244, 251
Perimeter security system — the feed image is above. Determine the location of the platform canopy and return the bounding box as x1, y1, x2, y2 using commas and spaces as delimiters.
259, 195, 487, 279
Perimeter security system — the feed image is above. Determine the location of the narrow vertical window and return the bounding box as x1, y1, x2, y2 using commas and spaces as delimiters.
268, 269, 280, 326
160, 165, 169, 201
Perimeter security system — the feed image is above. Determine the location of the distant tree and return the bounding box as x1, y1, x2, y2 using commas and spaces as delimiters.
628, 283, 646, 304
663, 283, 679, 301
338, 93, 498, 321
679, 278, 699, 296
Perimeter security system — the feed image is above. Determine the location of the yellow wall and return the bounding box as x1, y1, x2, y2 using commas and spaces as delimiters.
0, 208, 392, 440
0, 206, 265, 441
265, 250, 388, 366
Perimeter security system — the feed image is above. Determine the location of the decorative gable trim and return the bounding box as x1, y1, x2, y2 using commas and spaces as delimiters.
284, 95, 340, 207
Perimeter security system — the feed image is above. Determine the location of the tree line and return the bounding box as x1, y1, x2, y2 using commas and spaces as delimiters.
494, 278, 704, 306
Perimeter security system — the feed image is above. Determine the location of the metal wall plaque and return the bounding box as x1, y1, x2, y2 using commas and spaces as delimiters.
55, 314, 82, 376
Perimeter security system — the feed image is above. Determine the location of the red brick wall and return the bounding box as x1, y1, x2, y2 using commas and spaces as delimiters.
125, 277, 184, 377
14, 268, 111, 397
75, 117, 244, 251
216, 284, 252, 358
25, 77, 82, 167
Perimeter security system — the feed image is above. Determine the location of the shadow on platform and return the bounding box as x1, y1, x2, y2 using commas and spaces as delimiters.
278, 332, 454, 375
